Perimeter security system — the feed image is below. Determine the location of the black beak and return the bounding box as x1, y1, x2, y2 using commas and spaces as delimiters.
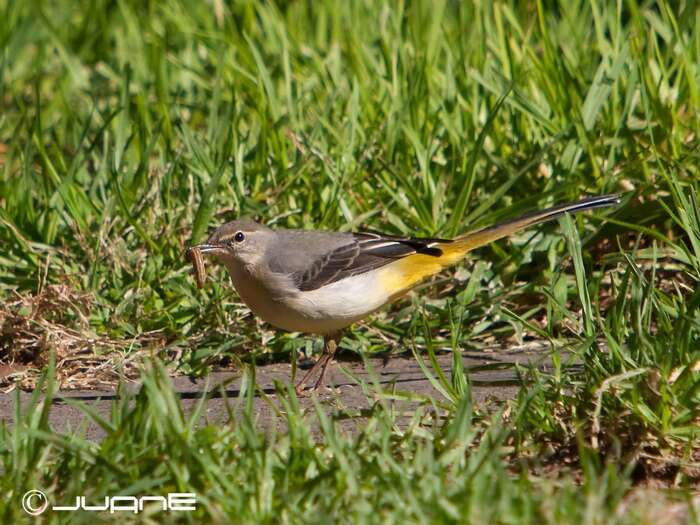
195, 243, 224, 254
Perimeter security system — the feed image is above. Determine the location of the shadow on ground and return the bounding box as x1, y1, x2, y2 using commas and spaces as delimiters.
1, 342, 568, 440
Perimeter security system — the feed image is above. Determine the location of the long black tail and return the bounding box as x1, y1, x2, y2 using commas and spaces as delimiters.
450, 194, 621, 252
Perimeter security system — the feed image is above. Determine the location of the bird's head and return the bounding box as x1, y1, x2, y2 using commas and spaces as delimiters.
195, 218, 273, 267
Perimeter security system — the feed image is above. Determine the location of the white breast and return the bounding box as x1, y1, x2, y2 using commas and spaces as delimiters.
222, 258, 392, 334
285, 271, 393, 332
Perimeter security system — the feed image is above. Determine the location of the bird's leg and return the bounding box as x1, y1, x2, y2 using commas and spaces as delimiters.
295, 348, 327, 395
313, 332, 341, 391
295, 332, 341, 395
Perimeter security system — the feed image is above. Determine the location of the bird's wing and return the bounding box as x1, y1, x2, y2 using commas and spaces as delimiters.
269, 231, 452, 292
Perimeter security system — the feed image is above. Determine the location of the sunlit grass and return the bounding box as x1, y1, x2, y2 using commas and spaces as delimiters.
1, 0, 699, 522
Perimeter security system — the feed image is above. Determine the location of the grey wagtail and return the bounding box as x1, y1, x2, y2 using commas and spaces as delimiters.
190, 194, 620, 393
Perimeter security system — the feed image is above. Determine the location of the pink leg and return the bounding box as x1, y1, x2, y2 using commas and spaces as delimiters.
295, 332, 341, 395
313, 337, 338, 391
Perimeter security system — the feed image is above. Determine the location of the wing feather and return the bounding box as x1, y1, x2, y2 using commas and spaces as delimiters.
293, 233, 452, 291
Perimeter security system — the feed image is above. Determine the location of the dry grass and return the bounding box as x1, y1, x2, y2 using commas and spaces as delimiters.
0, 284, 162, 391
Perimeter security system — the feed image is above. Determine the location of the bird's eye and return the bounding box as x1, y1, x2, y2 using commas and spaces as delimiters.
234, 231, 245, 243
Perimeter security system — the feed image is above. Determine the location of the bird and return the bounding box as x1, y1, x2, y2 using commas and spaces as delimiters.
190, 194, 621, 394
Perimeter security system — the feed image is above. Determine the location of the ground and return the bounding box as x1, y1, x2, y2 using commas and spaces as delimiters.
1, 0, 700, 523
2, 345, 534, 439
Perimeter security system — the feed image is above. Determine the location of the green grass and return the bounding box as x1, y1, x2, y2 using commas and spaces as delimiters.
1, 0, 700, 523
